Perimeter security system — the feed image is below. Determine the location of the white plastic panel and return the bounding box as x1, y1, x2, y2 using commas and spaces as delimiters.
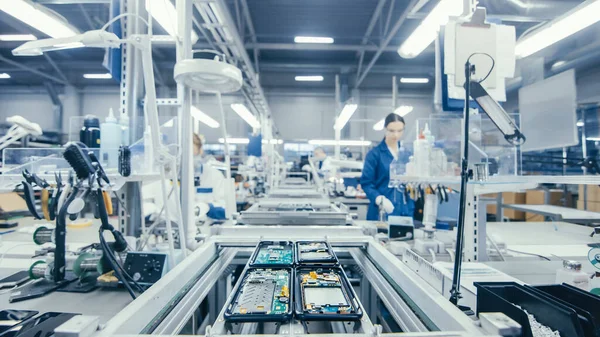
519, 69, 578, 152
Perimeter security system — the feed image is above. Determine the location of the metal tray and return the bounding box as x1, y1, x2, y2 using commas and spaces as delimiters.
240, 201, 348, 226
294, 266, 363, 321
295, 241, 339, 266
224, 267, 293, 322
249, 241, 295, 267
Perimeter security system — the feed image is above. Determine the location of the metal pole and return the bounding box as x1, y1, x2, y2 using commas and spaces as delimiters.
392, 75, 397, 109
177, 0, 194, 244
335, 74, 341, 159
449, 61, 472, 306
582, 118, 588, 210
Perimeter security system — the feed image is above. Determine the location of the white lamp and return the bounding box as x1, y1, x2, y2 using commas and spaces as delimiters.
174, 58, 242, 94
12, 30, 120, 56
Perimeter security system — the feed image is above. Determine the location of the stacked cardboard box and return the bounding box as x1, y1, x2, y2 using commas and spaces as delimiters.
525, 189, 572, 222
483, 192, 526, 220
577, 185, 600, 212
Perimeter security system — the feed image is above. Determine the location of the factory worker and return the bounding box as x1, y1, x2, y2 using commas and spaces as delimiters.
360, 113, 414, 220
313, 147, 335, 175
193, 134, 226, 218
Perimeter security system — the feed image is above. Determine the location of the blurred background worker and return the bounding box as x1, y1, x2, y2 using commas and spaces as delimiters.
360, 113, 414, 221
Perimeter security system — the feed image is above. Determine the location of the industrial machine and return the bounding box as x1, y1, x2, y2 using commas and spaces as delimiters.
238, 198, 349, 226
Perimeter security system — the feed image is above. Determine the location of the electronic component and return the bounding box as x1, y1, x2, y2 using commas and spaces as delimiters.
0, 310, 38, 335
249, 241, 294, 267
295, 267, 362, 321
225, 268, 292, 322
0, 271, 30, 289
122, 252, 167, 286
295, 241, 338, 265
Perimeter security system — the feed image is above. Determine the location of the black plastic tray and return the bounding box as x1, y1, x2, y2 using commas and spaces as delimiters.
295, 241, 339, 266
224, 267, 293, 322
534, 284, 600, 337
475, 282, 585, 337
295, 266, 362, 321
249, 241, 294, 267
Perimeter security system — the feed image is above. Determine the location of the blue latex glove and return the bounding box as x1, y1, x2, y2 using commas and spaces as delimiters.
207, 203, 226, 220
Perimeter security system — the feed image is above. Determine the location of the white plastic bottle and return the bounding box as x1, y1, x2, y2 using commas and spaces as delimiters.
100, 108, 122, 169
120, 112, 130, 146
414, 129, 430, 177
555, 260, 590, 291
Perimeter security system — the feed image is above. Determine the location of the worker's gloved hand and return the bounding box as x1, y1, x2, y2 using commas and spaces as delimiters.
376, 195, 394, 214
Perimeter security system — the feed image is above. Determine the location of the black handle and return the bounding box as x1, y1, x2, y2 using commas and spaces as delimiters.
22, 181, 42, 219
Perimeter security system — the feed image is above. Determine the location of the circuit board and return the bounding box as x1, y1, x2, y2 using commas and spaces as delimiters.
251, 242, 294, 266
298, 268, 356, 316
229, 269, 290, 318
297, 242, 336, 263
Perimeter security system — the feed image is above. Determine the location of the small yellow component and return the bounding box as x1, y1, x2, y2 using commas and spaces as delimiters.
67, 219, 93, 228
306, 304, 312, 310
310, 271, 317, 279
102, 190, 113, 215
256, 306, 264, 310
240, 308, 247, 314
41, 189, 50, 221
281, 285, 289, 297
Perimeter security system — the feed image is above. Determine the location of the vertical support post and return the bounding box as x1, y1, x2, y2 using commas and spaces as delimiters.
582, 120, 588, 210
392, 75, 397, 109
335, 74, 341, 159
177, 0, 194, 244
121, 0, 145, 237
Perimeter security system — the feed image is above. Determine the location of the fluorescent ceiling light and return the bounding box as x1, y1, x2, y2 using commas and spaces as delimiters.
551, 60, 566, 69
397, 0, 462, 58
295, 75, 324, 82
218, 138, 249, 144
191, 106, 220, 129
0, 73, 11, 79
400, 77, 429, 84
0, 34, 37, 41
0, 0, 79, 39
294, 36, 334, 44
334, 103, 358, 130
262, 139, 284, 145
146, 0, 199, 43
587, 137, 600, 141
231, 103, 261, 129
308, 140, 372, 147
576, 120, 585, 127
373, 106, 414, 130
83, 73, 112, 79
515, 0, 600, 58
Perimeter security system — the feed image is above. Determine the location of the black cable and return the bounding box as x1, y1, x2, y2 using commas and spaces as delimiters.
99, 232, 137, 299
99, 233, 145, 293
506, 248, 551, 261
466, 52, 495, 84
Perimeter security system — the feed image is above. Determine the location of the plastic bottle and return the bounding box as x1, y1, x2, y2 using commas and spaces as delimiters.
119, 112, 130, 146
80, 115, 101, 148
414, 127, 430, 177
100, 108, 122, 169
555, 260, 590, 291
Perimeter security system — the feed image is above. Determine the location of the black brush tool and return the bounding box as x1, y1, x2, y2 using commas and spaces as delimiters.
63, 143, 95, 180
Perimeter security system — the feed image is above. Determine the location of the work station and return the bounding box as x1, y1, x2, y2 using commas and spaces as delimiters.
0, 1, 600, 337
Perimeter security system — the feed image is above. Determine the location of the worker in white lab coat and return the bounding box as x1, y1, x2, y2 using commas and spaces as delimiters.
193, 134, 226, 211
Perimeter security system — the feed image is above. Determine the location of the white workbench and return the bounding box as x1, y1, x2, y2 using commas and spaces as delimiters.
503, 204, 600, 225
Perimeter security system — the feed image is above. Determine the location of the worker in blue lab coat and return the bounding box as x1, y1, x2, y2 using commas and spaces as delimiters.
360, 113, 414, 221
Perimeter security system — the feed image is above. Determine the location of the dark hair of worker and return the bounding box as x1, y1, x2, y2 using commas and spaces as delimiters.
384, 113, 405, 128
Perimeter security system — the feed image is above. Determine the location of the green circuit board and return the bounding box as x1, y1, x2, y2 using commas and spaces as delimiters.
253, 244, 294, 265
299, 269, 354, 315
231, 269, 290, 315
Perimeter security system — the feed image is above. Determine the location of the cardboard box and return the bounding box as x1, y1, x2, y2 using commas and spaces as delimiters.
0, 192, 27, 213
526, 189, 572, 221
578, 185, 600, 203
577, 199, 600, 212
484, 192, 526, 220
